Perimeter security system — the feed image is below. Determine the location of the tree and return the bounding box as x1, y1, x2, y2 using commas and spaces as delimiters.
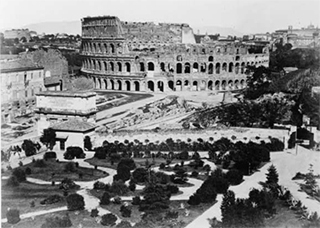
101, 213, 117, 226
22, 139, 37, 156
84, 136, 92, 151
6, 208, 20, 224
40, 128, 56, 150
12, 168, 26, 182
66, 194, 85, 211
266, 164, 279, 185
100, 192, 111, 205
41, 213, 72, 228
303, 164, 318, 193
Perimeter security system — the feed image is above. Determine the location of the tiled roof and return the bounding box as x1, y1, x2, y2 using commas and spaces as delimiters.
52, 119, 97, 132
0, 58, 43, 73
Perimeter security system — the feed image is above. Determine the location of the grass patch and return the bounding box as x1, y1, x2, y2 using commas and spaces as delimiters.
20, 160, 108, 182
1, 180, 73, 219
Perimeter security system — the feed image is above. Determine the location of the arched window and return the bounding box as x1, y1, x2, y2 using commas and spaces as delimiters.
140, 62, 145, 72
148, 62, 154, 71
208, 63, 213, 74
176, 63, 182, 74
160, 62, 165, 72
117, 62, 122, 72
193, 63, 199, 73
215, 63, 221, 74
125, 62, 131, 72
110, 44, 115, 53
184, 63, 190, 73
228, 63, 234, 72
208, 56, 214, 62
222, 63, 227, 72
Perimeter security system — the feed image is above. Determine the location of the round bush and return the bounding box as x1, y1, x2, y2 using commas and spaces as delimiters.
66, 194, 85, 211
191, 171, 199, 178
43, 151, 57, 160
132, 196, 141, 205
93, 181, 106, 190
101, 213, 117, 226
90, 208, 99, 217
100, 192, 111, 205
6, 208, 20, 224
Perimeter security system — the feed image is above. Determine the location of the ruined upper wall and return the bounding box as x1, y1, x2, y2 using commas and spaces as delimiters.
82, 16, 124, 38
81, 16, 196, 44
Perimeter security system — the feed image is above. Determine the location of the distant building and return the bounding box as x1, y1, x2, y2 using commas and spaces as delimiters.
4, 29, 31, 42
1, 58, 45, 122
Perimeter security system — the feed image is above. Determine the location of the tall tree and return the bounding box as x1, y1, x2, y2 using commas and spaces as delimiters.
40, 128, 56, 150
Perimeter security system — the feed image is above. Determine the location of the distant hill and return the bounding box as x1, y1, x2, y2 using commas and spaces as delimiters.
21, 21, 243, 37
23, 21, 81, 35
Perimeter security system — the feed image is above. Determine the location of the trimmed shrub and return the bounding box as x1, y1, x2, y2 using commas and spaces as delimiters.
6, 208, 20, 224
43, 151, 57, 160
66, 194, 85, 211
40, 213, 72, 228
191, 171, 199, 178
113, 196, 122, 204
120, 205, 131, 217
226, 169, 243, 185
101, 213, 117, 226
187, 194, 201, 205
64, 147, 85, 160
12, 168, 26, 182
100, 192, 111, 205
93, 181, 106, 190
159, 163, 166, 169
90, 208, 99, 217
132, 196, 141, 205
59, 178, 77, 190
6, 176, 19, 187
129, 181, 136, 192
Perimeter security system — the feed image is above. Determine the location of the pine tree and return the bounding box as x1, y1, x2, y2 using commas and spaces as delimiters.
266, 164, 279, 185
304, 164, 318, 192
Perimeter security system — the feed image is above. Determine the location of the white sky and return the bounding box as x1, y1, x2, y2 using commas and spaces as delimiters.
0, 0, 319, 33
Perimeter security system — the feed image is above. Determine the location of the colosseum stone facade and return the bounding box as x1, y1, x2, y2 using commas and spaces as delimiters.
80, 16, 270, 93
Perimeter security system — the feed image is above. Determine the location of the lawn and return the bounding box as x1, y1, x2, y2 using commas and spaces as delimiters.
1, 180, 73, 219
17, 159, 108, 182
2, 209, 102, 228
96, 91, 153, 112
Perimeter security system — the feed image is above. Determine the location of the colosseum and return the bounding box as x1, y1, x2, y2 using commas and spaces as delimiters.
80, 16, 270, 93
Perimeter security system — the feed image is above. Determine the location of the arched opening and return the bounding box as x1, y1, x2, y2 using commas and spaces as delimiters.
110, 62, 114, 72
125, 62, 131, 72
215, 81, 220, 90
176, 80, 182, 91
208, 56, 214, 62
234, 80, 239, 89
134, 81, 140, 91
125, 81, 131, 91
201, 63, 206, 73
157, 81, 164, 92
92, 61, 96, 70
201, 80, 206, 90
240, 79, 246, 88
140, 62, 145, 72
241, 62, 245, 74
117, 80, 122, 90
215, 63, 221, 74
97, 43, 101, 53
228, 62, 234, 72
184, 63, 190, 73
221, 80, 227, 90
104, 79, 108, 89
110, 43, 115, 53
104, 62, 108, 72
193, 81, 198, 91
160, 62, 165, 72
228, 80, 233, 90
168, 63, 174, 73
110, 80, 115, 90
97, 78, 102, 89
104, 43, 108, 53
184, 80, 190, 90
222, 63, 227, 72
93, 43, 97, 53
148, 62, 154, 71
193, 63, 199, 73
147, 81, 154, 92
208, 80, 213, 90
93, 77, 96, 88
168, 80, 174, 90
176, 63, 182, 74
117, 62, 122, 72
235, 63, 240, 74
176, 55, 182, 61
208, 63, 213, 74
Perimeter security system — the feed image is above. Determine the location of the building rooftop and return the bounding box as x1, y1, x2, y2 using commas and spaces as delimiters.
37, 90, 96, 98
0, 58, 43, 73
44, 76, 61, 86
52, 119, 97, 133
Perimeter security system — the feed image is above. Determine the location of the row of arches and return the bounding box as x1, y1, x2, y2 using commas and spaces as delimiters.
82, 42, 122, 54
93, 77, 142, 92
83, 59, 132, 73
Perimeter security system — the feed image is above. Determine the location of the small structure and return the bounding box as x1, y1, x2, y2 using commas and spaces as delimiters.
51, 119, 97, 150
35, 90, 97, 135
